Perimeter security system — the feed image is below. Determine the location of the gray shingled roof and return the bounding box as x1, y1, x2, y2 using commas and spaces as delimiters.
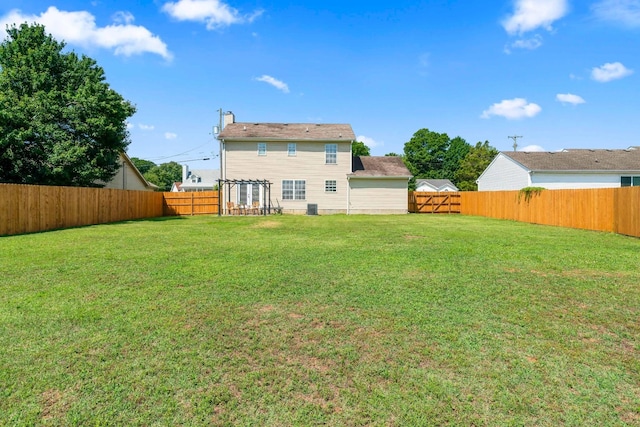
350, 156, 412, 177
218, 122, 355, 141
503, 148, 640, 171
416, 179, 457, 189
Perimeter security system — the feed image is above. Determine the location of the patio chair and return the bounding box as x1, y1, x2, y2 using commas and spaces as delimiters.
226, 201, 239, 215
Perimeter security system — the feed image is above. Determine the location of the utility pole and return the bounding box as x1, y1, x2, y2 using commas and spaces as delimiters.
508, 135, 523, 151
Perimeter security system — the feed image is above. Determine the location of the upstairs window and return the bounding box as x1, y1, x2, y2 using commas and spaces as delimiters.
288, 143, 296, 156
258, 143, 267, 156
325, 144, 337, 164
621, 176, 640, 187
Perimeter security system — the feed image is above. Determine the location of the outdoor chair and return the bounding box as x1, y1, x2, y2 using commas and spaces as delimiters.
226, 201, 239, 215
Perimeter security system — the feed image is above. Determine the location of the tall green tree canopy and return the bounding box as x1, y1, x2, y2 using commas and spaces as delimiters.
0, 23, 136, 186
403, 128, 471, 184
352, 140, 371, 156
454, 141, 499, 191
143, 161, 182, 192
130, 157, 156, 175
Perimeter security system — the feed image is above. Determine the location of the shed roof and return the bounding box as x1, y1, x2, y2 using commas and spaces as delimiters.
349, 156, 412, 178
416, 179, 458, 189
219, 122, 355, 141
503, 148, 640, 171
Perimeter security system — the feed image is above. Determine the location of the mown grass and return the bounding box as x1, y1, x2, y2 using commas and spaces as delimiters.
1, 214, 639, 426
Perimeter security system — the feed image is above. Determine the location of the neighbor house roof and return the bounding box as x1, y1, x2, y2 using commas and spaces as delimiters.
503, 148, 640, 171
218, 123, 355, 141
349, 156, 412, 178
416, 179, 458, 190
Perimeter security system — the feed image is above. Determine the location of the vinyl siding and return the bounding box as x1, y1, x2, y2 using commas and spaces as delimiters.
531, 172, 633, 189
477, 153, 530, 191
349, 178, 408, 214
223, 140, 351, 213
102, 158, 154, 191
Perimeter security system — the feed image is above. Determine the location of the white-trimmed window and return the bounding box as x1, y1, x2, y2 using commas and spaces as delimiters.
288, 143, 296, 156
257, 143, 267, 156
325, 180, 337, 192
325, 144, 337, 164
282, 180, 306, 200
621, 176, 640, 187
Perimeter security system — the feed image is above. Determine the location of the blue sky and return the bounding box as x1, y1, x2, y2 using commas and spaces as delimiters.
2, 0, 639, 170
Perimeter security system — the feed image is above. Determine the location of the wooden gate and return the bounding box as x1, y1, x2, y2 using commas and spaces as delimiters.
163, 191, 219, 216
408, 191, 461, 214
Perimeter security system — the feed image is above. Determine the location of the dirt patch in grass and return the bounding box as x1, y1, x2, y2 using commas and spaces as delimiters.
250, 221, 282, 229
41, 389, 72, 421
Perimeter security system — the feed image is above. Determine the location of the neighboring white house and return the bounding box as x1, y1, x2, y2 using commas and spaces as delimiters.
101, 152, 158, 191
217, 113, 411, 214
415, 179, 459, 192
176, 165, 220, 192
477, 148, 640, 191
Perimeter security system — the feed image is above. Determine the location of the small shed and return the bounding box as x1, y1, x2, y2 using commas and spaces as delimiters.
348, 156, 412, 214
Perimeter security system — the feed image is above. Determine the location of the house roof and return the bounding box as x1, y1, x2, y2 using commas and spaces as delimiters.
349, 156, 412, 178
416, 179, 458, 190
185, 169, 219, 183
503, 148, 640, 171
218, 122, 355, 141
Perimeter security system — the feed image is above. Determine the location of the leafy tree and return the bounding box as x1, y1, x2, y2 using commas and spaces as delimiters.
454, 141, 499, 191
403, 128, 470, 182
130, 157, 156, 175
444, 136, 471, 184
143, 161, 182, 192
384, 152, 401, 157
0, 24, 135, 186
352, 140, 371, 156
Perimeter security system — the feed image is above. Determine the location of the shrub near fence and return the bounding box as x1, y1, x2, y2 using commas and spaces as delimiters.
460, 187, 640, 238
0, 184, 164, 236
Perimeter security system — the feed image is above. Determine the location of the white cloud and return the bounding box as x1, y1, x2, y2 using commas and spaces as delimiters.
356, 135, 381, 148
139, 124, 155, 130
591, 62, 634, 82
556, 93, 586, 105
0, 7, 172, 60
162, 0, 263, 30
505, 34, 543, 53
592, 0, 640, 27
481, 98, 542, 120
165, 132, 178, 139
502, 0, 569, 34
126, 122, 135, 130
521, 145, 546, 152
255, 75, 289, 93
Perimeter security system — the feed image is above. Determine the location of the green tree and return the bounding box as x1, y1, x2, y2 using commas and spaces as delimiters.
454, 141, 499, 191
443, 136, 471, 184
384, 152, 401, 157
404, 128, 467, 180
352, 140, 371, 156
130, 157, 156, 175
143, 161, 182, 192
0, 24, 135, 186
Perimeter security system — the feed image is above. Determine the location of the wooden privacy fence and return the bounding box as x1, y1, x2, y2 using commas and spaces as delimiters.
163, 191, 219, 216
0, 183, 164, 236
408, 191, 461, 213
459, 187, 640, 238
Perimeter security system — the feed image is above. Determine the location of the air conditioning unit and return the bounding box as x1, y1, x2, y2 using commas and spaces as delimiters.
307, 203, 318, 215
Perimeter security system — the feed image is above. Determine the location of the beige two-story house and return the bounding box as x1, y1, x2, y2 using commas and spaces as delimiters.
218, 113, 411, 214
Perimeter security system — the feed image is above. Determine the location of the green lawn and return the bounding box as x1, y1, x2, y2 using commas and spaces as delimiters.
1, 214, 639, 426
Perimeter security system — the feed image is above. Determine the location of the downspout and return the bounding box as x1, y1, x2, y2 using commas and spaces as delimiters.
347, 175, 351, 215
